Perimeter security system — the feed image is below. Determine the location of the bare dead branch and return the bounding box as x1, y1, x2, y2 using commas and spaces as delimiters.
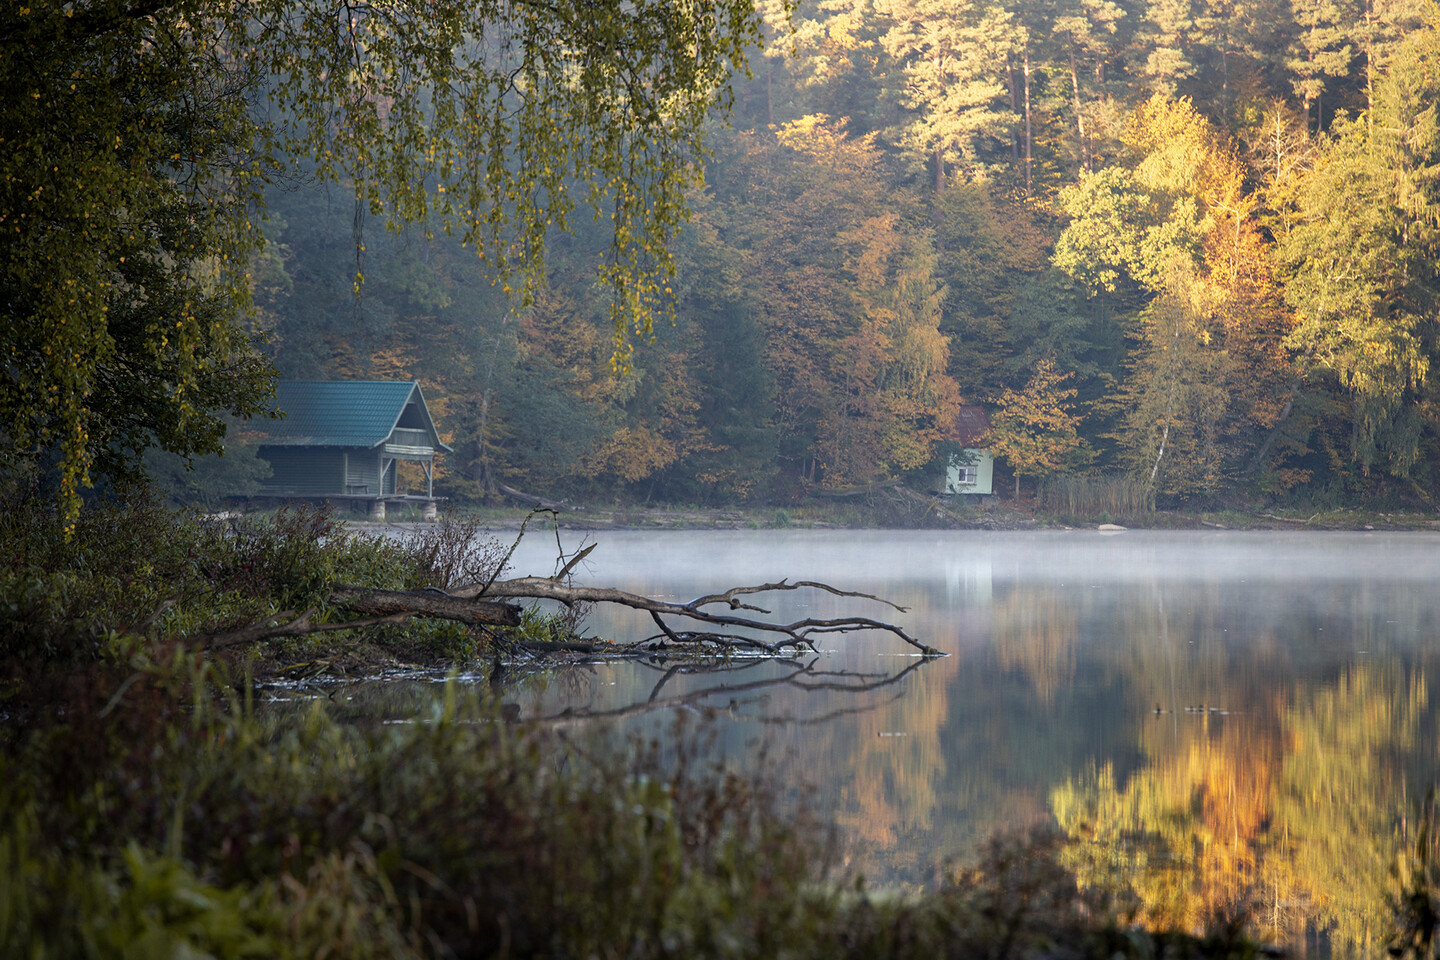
553, 542, 596, 581
688, 580, 908, 614
451, 577, 942, 656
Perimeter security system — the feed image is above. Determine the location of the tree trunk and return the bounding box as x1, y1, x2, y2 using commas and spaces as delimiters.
330, 585, 522, 627
1068, 47, 1089, 173
1023, 45, 1034, 197
1007, 63, 1021, 160
766, 60, 774, 126
1220, 33, 1229, 109
1364, 0, 1374, 130
471, 325, 509, 496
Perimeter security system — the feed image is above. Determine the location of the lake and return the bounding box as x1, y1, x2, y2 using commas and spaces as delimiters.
370, 528, 1440, 955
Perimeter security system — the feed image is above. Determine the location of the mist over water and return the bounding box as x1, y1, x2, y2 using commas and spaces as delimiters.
486, 529, 1440, 953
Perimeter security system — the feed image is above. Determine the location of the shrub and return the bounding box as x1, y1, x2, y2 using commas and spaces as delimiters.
0, 494, 511, 669
0, 646, 1273, 960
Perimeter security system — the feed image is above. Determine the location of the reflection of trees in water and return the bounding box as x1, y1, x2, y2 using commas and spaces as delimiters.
989, 587, 1078, 705
1052, 659, 1434, 956
1275, 662, 1428, 955
525, 656, 934, 726
1053, 736, 1277, 934
831, 657, 949, 879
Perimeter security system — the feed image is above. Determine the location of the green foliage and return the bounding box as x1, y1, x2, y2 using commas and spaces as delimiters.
0, 645, 1270, 959
877, 0, 1018, 185
1278, 22, 1440, 481
0, 0, 277, 525
143, 437, 273, 510
0, 497, 503, 668
2, 0, 777, 523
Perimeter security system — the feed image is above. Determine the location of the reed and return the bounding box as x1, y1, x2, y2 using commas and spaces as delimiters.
1039, 474, 1154, 521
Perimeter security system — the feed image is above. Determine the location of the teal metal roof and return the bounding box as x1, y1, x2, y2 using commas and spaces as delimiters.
254, 381, 453, 452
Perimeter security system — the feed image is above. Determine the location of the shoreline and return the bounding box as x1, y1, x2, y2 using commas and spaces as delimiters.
343, 502, 1440, 535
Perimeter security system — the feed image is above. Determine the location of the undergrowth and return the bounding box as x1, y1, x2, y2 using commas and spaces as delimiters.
0, 647, 1274, 959
0, 493, 514, 675
0, 494, 1349, 958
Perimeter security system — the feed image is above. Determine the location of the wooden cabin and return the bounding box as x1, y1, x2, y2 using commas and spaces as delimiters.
250, 381, 452, 515
939, 405, 994, 496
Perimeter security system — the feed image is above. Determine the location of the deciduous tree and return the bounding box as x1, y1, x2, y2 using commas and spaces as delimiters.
1279, 24, 1440, 483
1, 0, 775, 521
986, 358, 1083, 496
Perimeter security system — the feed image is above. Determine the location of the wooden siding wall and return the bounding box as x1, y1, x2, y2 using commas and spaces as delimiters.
259, 447, 346, 496
345, 452, 380, 494
259, 447, 419, 497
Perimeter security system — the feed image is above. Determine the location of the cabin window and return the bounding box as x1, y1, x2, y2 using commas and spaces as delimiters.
956, 465, 978, 485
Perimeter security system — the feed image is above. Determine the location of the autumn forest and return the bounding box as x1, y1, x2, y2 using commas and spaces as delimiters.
237, 0, 1440, 509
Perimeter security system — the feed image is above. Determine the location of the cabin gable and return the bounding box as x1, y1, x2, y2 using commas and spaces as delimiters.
247, 381, 450, 500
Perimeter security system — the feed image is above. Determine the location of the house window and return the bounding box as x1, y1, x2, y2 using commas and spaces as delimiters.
956, 465, 978, 485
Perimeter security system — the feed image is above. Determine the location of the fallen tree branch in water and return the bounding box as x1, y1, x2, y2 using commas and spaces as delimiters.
450, 577, 942, 656
328, 586, 522, 628
187, 514, 937, 657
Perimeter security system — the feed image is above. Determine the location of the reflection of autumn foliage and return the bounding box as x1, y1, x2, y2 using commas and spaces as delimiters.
833, 668, 949, 877
989, 588, 1077, 705
1053, 661, 1429, 952
1273, 663, 1427, 955
1053, 730, 1275, 934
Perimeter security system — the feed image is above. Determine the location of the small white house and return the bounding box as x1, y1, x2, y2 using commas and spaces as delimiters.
940, 406, 994, 496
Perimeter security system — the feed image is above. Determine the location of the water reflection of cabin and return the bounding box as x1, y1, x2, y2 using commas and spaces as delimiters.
252, 381, 452, 520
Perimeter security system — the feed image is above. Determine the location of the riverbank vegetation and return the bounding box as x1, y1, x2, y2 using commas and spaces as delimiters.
0, 494, 1286, 958
11, 483, 1440, 957
3, 639, 1285, 959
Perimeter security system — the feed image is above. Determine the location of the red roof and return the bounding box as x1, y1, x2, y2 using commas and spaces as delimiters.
948, 406, 991, 446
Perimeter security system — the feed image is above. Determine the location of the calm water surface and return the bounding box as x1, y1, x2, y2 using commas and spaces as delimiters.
389, 529, 1440, 953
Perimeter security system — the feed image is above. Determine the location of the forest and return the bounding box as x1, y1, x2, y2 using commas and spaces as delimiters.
5, 4, 1440, 956
237, 0, 1440, 511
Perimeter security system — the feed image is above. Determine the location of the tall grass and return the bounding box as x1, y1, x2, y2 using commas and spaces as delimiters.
1039, 475, 1155, 521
